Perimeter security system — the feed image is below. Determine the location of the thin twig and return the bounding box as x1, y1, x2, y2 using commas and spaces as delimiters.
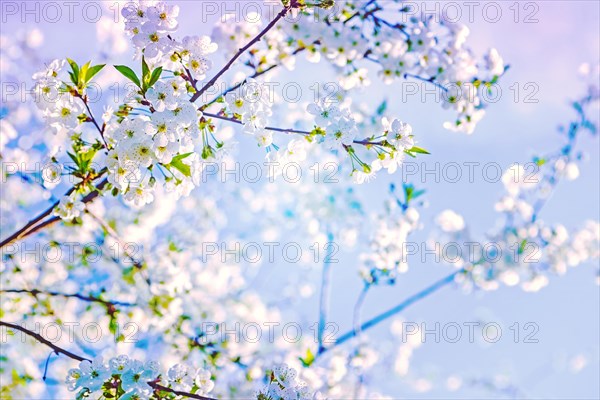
0, 321, 216, 400
202, 112, 385, 146
190, 5, 291, 103
75, 93, 109, 148
315, 268, 465, 359
1, 289, 134, 307
0, 176, 108, 250
0, 321, 89, 362
352, 284, 371, 340
317, 233, 335, 354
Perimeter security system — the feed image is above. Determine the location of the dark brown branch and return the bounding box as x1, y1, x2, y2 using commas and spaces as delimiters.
0, 321, 216, 400
202, 112, 385, 146
149, 382, 215, 400
189, 5, 291, 103
0, 321, 89, 362
0, 177, 108, 250
1, 289, 134, 307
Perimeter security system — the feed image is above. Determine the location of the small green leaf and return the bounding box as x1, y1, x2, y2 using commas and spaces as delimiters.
66, 58, 79, 85
376, 100, 387, 116
406, 146, 430, 155
67, 151, 79, 166
404, 184, 414, 202
114, 65, 141, 88
79, 61, 91, 84
142, 56, 150, 82
169, 153, 193, 177
412, 189, 425, 199
299, 348, 315, 367
148, 67, 163, 88
85, 64, 106, 83
68, 71, 77, 86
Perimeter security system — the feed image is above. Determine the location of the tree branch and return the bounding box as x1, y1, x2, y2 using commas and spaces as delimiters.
316, 268, 466, 358
202, 112, 385, 146
0, 321, 216, 400
317, 233, 334, 354
0, 321, 89, 362
189, 5, 291, 103
1, 289, 134, 307
0, 177, 108, 250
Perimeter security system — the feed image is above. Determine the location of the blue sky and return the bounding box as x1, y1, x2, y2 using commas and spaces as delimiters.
3, 1, 599, 398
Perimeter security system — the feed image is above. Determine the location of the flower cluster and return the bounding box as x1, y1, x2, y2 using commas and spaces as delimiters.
122, 1, 218, 73
105, 98, 201, 206
65, 355, 214, 400
32, 59, 84, 136
360, 184, 423, 284
224, 78, 274, 146
434, 164, 599, 292
212, 13, 298, 72
267, 1, 507, 134
122, 2, 179, 61
256, 364, 316, 400
305, 99, 420, 184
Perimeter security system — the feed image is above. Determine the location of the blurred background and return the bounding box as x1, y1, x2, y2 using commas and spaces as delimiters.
1, 1, 599, 398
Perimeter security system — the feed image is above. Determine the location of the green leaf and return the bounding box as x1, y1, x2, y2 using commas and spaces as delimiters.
68, 71, 77, 86
299, 348, 315, 367
403, 149, 417, 158
406, 146, 430, 155
79, 61, 91, 85
142, 56, 150, 82
169, 152, 193, 177
67, 151, 79, 166
85, 64, 106, 83
376, 100, 387, 116
403, 184, 424, 204
148, 67, 163, 88
114, 65, 141, 88
412, 189, 426, 200
66, 58, 79, 85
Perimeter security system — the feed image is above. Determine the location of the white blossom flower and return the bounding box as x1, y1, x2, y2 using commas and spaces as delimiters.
435, 209, 466, 232
76, 357, 110, 392
121, 360, 156, 392
167, 363, 193, 391
194, 369, 214, 394
146, 81, 178, 112
307, 102, 342, 126
324, 117, 357, 149
53, 193, 85, 220
124, 175, 155, 207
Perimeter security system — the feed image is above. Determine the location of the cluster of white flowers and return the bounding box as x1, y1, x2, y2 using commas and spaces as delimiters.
65, 355, 214, 399
122, 1, 218, 73
454, 219, 600, 292
122, 2, 179, 61
105, 96, 201, 207
360, 195, 421, 284
369, 117, 415, 173
268, 2, 505, 134
256, 364, 316, 400
32, 59, 84, 136
305, 99, 417, 184
307, 100, 358, 151
224, 78, 274, 146
433, 159, 600, 292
